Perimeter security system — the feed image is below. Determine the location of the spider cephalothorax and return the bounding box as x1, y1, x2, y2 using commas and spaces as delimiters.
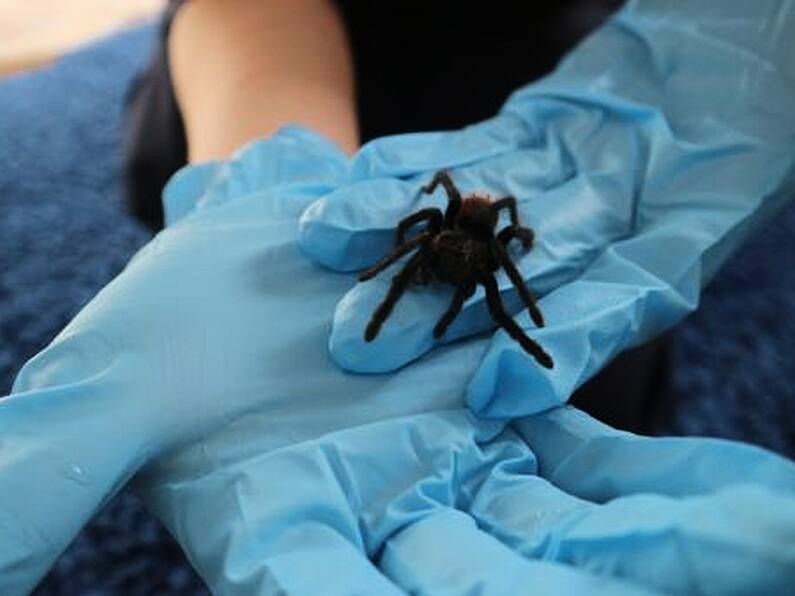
359, 171, 554, 369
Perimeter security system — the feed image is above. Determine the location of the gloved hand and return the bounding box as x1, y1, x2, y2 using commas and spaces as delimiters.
2, 126, 795, 595
139, 403, 795, 596
300, 0, 795, 417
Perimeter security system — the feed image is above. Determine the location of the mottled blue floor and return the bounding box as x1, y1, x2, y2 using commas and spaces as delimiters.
0, 24, 209, 596
0, 22, 793, 596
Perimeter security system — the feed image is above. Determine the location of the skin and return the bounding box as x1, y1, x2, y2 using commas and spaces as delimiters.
168, 0, 360, 162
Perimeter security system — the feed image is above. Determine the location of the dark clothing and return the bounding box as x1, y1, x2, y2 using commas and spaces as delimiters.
123, 0, 186, 230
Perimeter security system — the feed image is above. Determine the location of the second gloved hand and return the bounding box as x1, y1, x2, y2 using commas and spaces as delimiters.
299, 0, 795, 417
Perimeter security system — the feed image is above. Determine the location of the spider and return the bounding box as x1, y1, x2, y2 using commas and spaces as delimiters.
358, 171, 554, 369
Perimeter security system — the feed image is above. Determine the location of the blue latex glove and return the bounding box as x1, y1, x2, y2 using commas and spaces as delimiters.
2, 128, 795, 595
300, 0, 795, 417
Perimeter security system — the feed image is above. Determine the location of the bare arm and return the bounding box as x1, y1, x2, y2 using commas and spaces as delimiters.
169, 0, 359, 162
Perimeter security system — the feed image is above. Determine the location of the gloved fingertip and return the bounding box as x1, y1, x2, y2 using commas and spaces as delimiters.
328, 324, 432, 374
298, 178, 429, 271
328, 282, 439, 373
466, 333, 563, 418
299, 200, 392, 272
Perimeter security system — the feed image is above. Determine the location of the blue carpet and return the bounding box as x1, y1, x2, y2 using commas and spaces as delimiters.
0, 24, 209, 596
0, 22, 793, 595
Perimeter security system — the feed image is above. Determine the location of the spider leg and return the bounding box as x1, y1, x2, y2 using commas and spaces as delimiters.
480, 273, 554, 369
490, 196, 522, 227
497, 225, 534, 250
433, 283, 476, 339
396, 208, 443, 245
364, 250, 428, 342
491, 241, 545, 327
421, 171, 462, 228
359, 231, 432, 281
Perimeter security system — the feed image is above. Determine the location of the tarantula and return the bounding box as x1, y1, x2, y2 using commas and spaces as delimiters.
359, 171, 554, 369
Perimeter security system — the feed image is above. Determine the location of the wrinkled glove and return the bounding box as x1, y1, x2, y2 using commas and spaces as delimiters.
300, 0, 795, 417
3, 127, 795, 596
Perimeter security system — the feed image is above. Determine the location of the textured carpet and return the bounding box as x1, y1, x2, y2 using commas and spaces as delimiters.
0, 22, 793, 596
0, 24, 209, 596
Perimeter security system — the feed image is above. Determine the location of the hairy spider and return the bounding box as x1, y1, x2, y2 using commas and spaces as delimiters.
359, 171, 554, 369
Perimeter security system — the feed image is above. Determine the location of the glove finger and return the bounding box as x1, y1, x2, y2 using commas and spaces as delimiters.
466, 264, 686, 418
466, 39, 795, 416
348, 112, 532, 181
467, 161, 792, 417
140, 438, 407, 595
381, 508, 659, 596
512, 406, 795, 500
163, 125, 350, 227
468, 466, 795, 595
300, 138, 588, 273
138, 409, 510, 594
0, 376, 152, 596
304, 156, 634, 373
300, 176, 422, 272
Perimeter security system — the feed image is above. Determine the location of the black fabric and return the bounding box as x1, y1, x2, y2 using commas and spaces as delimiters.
338, 1, 625, 139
